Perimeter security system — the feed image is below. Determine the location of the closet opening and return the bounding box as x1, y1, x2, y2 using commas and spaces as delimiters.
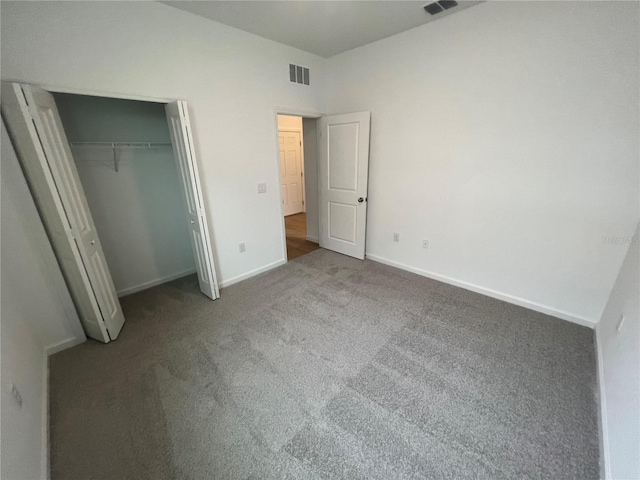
54, 93, 205, 298
2, 81, 221, 343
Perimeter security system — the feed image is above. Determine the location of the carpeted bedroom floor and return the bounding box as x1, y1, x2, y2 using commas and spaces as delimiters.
49, 249, 599, 479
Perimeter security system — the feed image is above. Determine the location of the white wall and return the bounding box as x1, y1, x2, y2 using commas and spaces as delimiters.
0, 298, 46, 480
1, 1, 326, 287
596, 224, 639, 480
325, 1, 640, 324
1, 120, 85, 480
0, 120, 85, 352
2, 1, 635, 320
55, 94, 196, 296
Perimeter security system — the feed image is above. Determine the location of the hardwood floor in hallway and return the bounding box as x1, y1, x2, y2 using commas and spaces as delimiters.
285, 212, 320, 260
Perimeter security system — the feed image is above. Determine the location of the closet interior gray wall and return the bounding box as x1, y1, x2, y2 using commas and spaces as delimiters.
55, 94, 195, 296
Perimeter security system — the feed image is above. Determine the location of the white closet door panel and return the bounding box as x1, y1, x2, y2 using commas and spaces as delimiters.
1, 82, 125, 342
165, 101, 219, 300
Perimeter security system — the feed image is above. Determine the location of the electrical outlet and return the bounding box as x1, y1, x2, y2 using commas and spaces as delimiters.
393, 233, 400, 242
422, 240, 429, 249
257, 183, 267, 194
616, 314, 625, 332
10, 384, 22, 408
239, 242, 246, 253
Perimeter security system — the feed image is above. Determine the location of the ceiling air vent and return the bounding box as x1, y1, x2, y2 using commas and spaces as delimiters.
424, 0, 458, 15
289, 64, 310, 85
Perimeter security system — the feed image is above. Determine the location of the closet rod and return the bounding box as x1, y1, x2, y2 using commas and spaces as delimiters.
68, 142, 172, 148
68, 142, 173, 173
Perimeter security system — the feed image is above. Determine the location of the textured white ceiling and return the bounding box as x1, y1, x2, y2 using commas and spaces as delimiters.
161, 1, 482, 58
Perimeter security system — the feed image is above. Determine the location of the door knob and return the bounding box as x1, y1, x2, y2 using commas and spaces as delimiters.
190, 220, 195, 224
90, 239, 95, 245
357, 197, 364, 203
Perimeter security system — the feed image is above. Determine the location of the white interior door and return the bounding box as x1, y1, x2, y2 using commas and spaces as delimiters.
165, 101, 220, 300
1, 82, 125, 343
279, 130, 304, 216
318, 111, 371, 260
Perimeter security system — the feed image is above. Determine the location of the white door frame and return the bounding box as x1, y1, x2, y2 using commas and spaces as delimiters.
17, 80, 175, 104
272, 107, 323, 262
12, 81, 221, 294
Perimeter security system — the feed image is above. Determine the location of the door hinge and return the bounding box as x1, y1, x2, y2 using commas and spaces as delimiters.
66, 226, 77, 241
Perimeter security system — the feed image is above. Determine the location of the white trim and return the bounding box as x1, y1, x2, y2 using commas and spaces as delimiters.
116, 268, 197, 297
365, 253, 597, 328
301, 127, 306, 214
41, 353, 49, 480
219, 258, 286, 288
273, 106, 324, 119
45, 336, 86, 356
273, 111, 290, 263
306, 235, 319, 244
38, 81, 173, 103
595, 322, 611, 480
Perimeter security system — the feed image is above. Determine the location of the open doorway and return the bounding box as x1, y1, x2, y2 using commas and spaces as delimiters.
277, 114, 320, 260
275, 111, 372, 262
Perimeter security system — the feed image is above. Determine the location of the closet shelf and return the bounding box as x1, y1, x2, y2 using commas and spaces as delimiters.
68, 142, 173, 172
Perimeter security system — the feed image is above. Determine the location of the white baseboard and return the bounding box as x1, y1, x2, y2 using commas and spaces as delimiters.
365, 253, 597, 328
306, 235, 319, 244
45, 336, 86, 356
116, 268, 197, 297
219, 259, 287, 288
595, 323, 610, 480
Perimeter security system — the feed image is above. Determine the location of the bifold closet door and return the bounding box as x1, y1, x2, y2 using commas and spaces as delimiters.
165, 101, 220, 300
1, 82, 125, 343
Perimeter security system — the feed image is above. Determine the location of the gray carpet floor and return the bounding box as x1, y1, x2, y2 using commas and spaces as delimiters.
49, 249, 599, 479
